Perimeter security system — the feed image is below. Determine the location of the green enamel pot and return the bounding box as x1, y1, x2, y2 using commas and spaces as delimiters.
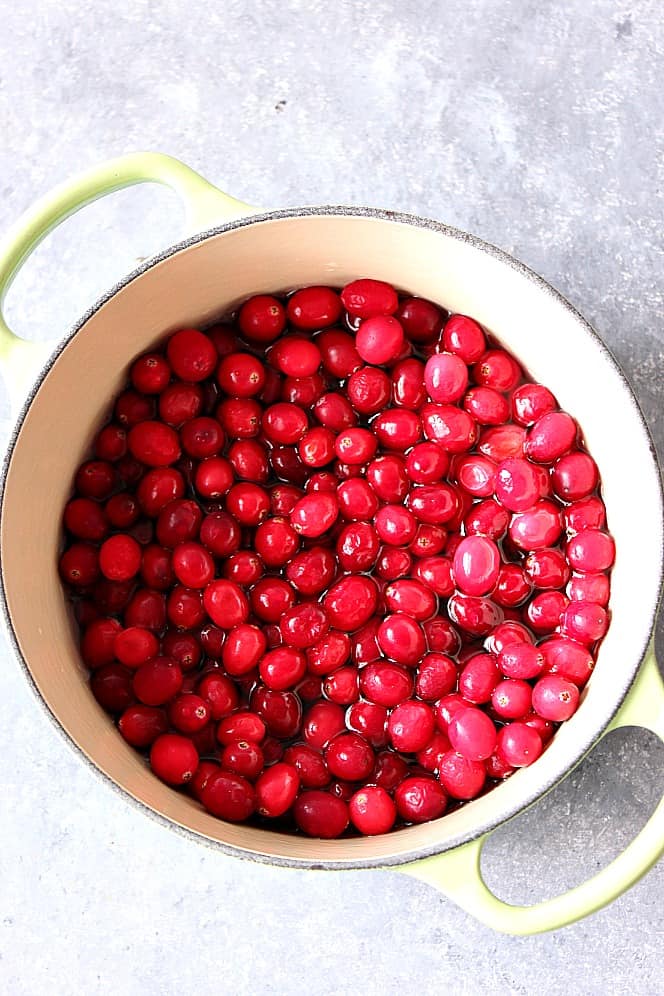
0, 153, 662, 935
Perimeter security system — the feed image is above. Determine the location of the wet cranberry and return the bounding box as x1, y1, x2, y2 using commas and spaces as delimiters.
80, 618, 122, 669
341, 278, 398, 318
366, 455, 409, 502
492, 679, 533, 720
421, 403, 477, 452
438, 751, 486, 799
238, 295, 286, 343
566, 530, 615, 572
496, 723, 543, 767
526, 411, 577, 463
511, 383, 557, 426
90, 663, 134, 712
293, 790, 349, 838
290, 492, 339, 537
396, 776, 447, 822
201, 770, 256, 821
253, 516, 300, 568
119, 704, 168, 747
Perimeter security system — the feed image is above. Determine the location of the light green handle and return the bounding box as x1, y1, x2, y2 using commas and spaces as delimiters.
0, 152, 255, 409
402, 646, 664, 934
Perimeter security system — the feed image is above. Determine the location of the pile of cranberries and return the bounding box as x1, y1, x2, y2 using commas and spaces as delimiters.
59, 279, 615, 838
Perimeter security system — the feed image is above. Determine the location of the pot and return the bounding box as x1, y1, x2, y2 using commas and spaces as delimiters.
0, 153, 662, 935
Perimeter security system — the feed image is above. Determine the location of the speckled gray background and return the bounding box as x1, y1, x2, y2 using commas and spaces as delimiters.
1, 1, 663, 993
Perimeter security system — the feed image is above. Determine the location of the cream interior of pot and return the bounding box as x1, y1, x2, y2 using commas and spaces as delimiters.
2, 212, 661, 867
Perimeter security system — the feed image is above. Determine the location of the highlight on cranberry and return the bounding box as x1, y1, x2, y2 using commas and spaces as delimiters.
59, 279, 615, 838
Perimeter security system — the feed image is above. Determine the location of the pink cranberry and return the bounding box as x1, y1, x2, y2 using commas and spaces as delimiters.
424, 351, 468, 403
560, 600, 608, 644
509, 500, 563, 551
494, 458, 541, 512
566, 530, 615, 572
511, 383, 557, 426
565, 496, 607, 532
567, 572, 610, 605
452, 535, 500, 596
526, 411, 577, 463
496, 722, 543, 767
438, 752, 486, 799
464, 386, 509, 425
532, 674, 580, 721
442, 314, 486, 362
421, 404, 478, 452
540, 637, 594, 686
448, 706, 497, 761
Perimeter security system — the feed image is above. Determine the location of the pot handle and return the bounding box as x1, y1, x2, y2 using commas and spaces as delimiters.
0, 152, 255, 409
401, 646, 664, 935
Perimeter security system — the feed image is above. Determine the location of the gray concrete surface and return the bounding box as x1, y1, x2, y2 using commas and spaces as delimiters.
0, 1, 663, 993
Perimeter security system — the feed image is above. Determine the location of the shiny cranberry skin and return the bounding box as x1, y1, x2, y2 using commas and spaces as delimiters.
524, 548, 570, 590
404, 443, 448, 486
306, 631, 351, 676
302, 701, 346, 749
250, 687, 302, 738
216, 397, 261, 438
438, 751, 486, 799
171, 542, 214, 589
216, 712, 266, 747
511, 383, 557, 426
167, 693, 210, 734
494, 458, 540, 513
377, 614, 426, 667
325, 732, 374, 781
442, 314, 485, 362
389, 358, 426, 410
253, 516, 300, 568
395, 776, 447, 822
373, 505, 416, 547
477, 425, 525, 463
118, 704, 168, 747
448, 594, 503, 637
526, 411, 577, 463
369, 752, 406, 793
496, 722, 543, 767
497, 642, 545, 680
316, 329, 362, 378
344, 701, 386, 747
566, 530, 615, 572
565, 496, 607, 532
560, 600, 608, 644
540, 637, 594, 685
218, 739, 263, 780
448, 706, 497, 761
313, 393, 357, 433
334, 427, 376, 465
127, 421, 180, 467
74, 460, 117, 501
453, 453, 497, 498
360, 662, 413, 706
421, 403, 477, 452
64, 498, 108, 542
396, 297, 442, 343
289, 492, 338, 538
293, 790, 349, 838
201, 770, 256, 820
334, 481, 377, 524
113, 626, 159, 669
137, 468, 185, 517
285, 286, 341, 330
238, 294, 286, 343
162, 632, 201, 671
424, 617, 462, 655
323, 575, 378, 631
133, 657, 183, 706
411, 559, 452, 599
203, 579, 249, 629
280, 744, 328, 788
473, 350, 521, 391
115, 389, 155, 427
283, 547, 333, 598
376, 547, 412, 581
282, 373, 326, 407
124, 589, 166, 631
58, 543, 99, 587
527, 591, 568, 633
251, 578, 296, 623
250, 763, 299, 819
509, 500, 563, 551
384, 578, 436, 621
164, 328, 215, 382
412, 653, 455, 701
95, 424, 127, 462
567, 572, 610, 605
491, 679, 533, 720
551, 452, 598, 501
80, 618, 122, 669
150, 733, 199, 785
344, 366, 390, 416
296, 427, 336, 468
199, 510, 240, 557
341, 278, 398, 318
156, 499, 202, 548
458, 653, 500, 703
373, 409, 422, 451
424, 351, 468, 404
334, 522, 378, 573
90, 663, 133, 712
159, 382, 203, 426
464, 386, 510, 426
222, 552, 262, 588
225, 482, 270, 526
387, 700, 435, 752
452, 535, 500, 596
323, 666, 359, 705
408, 483, 458, 525
533, 674, 581, 721
269, 336, 320, 378
349, 786, 396, 835
493, 564, 532, 608
366, 455, 409, 503
464, 499, 510, 540
227, 439, 269, 483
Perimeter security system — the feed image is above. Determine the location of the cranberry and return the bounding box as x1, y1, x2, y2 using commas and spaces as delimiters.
323, 666, 359, 705
290, 492, 339, 537
473, 350, 521, 391
372, 751, 408, 792
159, 382, 203, 425
377, 613, 426, 666
254, 516, 300, 568
395, 776, 447, 822
566, 530, 615, 572
201, 770, 256, 820
286, 286, 341, 329
199, 510, 241, 557
251, 577, 296, 622
367, 455, 409, 502
415, 653, 457, 700
396, 297, 442, 343
448, 706, 497, 761
169, 693, 211, 734
307, 631, 350, 676
217, 397, 262, 438
114, 626, 159, 668
316, 329, 362, 378
156, 499, 202, 547
540, 637, 594, 685
80, 618, 122, 669
150, 733, 199, 785
95, 424, 127, 462
297, 427, 336, 468
511, 383, 557, 426
377, 547, 413, 581
493, 564, 532, 607
341, 278, 398, 318
128, 421, 180, 467
172, 542, 215, 588
458, 653, 500, 703
202, 579, 248, 629
493, 458, 540, 513
388, 700, 435, 752
448, 594, 503, 637
260, 647, 307, 690
90, 663, 133, 712
372, 409, 422, 451
166, 328, 217, 382
423, 617, 462, 655
491, 679, 533, 719
509, 500, 563, 550
526, 411, 577, 463
349, 786, 396, 835
560, 600, 608, 644
567, 572, 610, 605
441, 314, 485, 362
438, 751, 486, 799
59, 543, 99, 586
64, 498, 108, 541
293, 790, 349, 838
414, 556, 454, 596
384, 578, 436, 620
408, 483, 458, 524
464, 386, 509, 426
565, 496, 607, 533
424, 351, 468, 403
223, 551, 264, 586
238, 295, 286, 342
124, 589, 166, 631
421, 403, 477, 452
217, 712, 266, 746
324, 575, 378, 631
132, 657, 183, 706
337, 522, 380, 572
496, 722, 543, 767
498, 642, 545, 680
452, 535, 500, 596
360, 661, 413, 706
464, 498, 510, 540
282, 372, 326, 407
118, 704, 168, 747
527, 591, 568, 633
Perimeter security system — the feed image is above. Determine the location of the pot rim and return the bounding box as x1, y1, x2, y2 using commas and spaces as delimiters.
1, 204, 662, 869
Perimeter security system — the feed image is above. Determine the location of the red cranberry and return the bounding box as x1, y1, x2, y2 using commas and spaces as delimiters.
448, 594, 503, 637
421, 403, 478, 452
464, 499, 510, 540
337, 522, 380, 572
372, 409, 422, 451
128, 421, 180, 467
560, 600, 608, 644
491, 679, 533, 719
124, 589, 166, 631
464, 386, 509, 425
494, 458, 540, 512
527, 591, 568, 633
201, 770, 256, 821
118, 704, 168, 747
95, 424, 127, 462
384, 578, 436, 621
293, 790, 349, 838
316, 329, 362, 378
496, 722, 543, 767
415, 653, 457, 700
349, 786, 396, 835
297, 427, 336, 468
64, 498, 108, 541
323, 666, 359, 705
114, 626, 159, 668
59, 543, 99, 586
388, 700, 435, 752
253, 516, 300, 568
167, 328, 217, 382
565, 496, 606, 532
366, 455, 409, 502
290, 492, 339, 538
566, 530, 615, 572
414, 556, 454, 596
341, 278, 398, 318
540, 636, 594, 685
90, 663, 133, 712
473, 349, 521, 391
532, 674, 580, 721
307, 631, 351, 676
438, 751, 486, 799
238, 295, 286, 343
498, 642, 545, 680
452, 535, 500, 596
567, 572, 610, 605
133, 657, 183, 706
458, 653, 500, 703
360, 662, 413, 706
377, 613, 426, 667
511, 383, 557, 426
509, 500, 563, 551
80, 618, 122, 669
150, 733, 199, 785
552, 452, 598, 501
325, 732, 375, 781
396, 297, 442, 343
169, 693, 211, 734
448, 706, 497, 761
323, 575, 378, 631
395, 776, 447, 822
442, 314, 486, 362
424, 351, 468, 403
287, 286, 342, 329
159, 382, 203, 426
156, 499, 202, 548
526, 411, 577, 463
